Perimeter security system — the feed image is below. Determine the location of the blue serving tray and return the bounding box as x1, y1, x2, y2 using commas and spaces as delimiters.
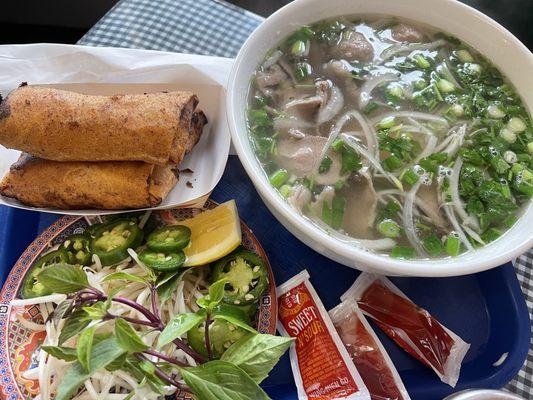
0, 156, 529, 400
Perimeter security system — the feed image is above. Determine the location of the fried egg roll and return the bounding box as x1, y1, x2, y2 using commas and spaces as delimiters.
0, 154, 178, 209
0, 85, 206, 164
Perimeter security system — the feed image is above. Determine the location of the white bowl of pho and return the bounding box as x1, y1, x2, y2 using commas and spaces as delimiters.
226, 0, 533, 276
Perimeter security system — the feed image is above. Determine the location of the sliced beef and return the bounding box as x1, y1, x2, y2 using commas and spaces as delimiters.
416, 183, 448, 230
331, 31, 374, 62
274, 136, 343, 185
391, 23, 426, 43
342, 173, 378, 238
255, 64, 288, 89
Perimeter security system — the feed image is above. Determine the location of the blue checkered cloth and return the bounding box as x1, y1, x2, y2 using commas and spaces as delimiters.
78, 0, 262, 58
79, 0, 532, 396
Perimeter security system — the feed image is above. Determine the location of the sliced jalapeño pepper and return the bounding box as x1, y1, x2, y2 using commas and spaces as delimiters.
146, 225, 191, 253
187, 305, 250, 359
21, 248, 70, 298
89, 219, 143, 266
212, 249, 269, 305
61, 234, 91, 265
138, 250, 185, 272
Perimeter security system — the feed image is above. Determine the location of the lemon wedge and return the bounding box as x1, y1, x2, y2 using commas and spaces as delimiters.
181, 200, 242, 267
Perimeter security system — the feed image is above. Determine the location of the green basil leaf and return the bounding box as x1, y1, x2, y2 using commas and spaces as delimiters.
50, 298, 75, 326
102, 272, 149, 284
212, 313, 257, 334
93, 332, 113, 344
56, 337, 127, 400
157, 270, 186, 304
58, 309, 90, 345
179, 360, 270, 400
157, 311, 206, 348
115, 318, 149, 353
105, 352, 128, 372
208, 279, 227, 305
77, 325, 96, 371
221, 334, 294, 383
42, 346, 78, 362
37, 264, 89, 294
197, 279, 227, 311
82, 301, 109, 320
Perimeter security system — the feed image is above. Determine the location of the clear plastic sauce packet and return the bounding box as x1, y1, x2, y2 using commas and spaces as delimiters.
341, 273, 470, 387
277, 270, 371, 400
330, 298, 410, 400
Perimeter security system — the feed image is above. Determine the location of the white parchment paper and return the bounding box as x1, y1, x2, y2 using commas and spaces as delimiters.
0, 44, 233, 215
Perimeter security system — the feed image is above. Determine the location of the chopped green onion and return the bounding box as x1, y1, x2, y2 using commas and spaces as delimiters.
377, 219, 401, 238
487, 103, 506, 119
363, 102, 379, 114
503, 150, 517, 164
528, 142, 533, 155
322, 197, 346, 229
279, 184, 291, 198
499, 179, 512, 198
450, 104, 464, 117
412, 83, 443, 110
387, 83, 404, 99
291, 40, 308, 57
481, 228, 502, 243
319, 156, 333, 174
385, 200, 401, 215
382, 155, 403, 171
295, 62, 312, 81
423, 234, 444, 256
456, 49, 474, 63
436, 78, 455, 93
391, 246, 416, 259
490, 156, 510, 174
413, 54, 430, 69
414, 78, 427, 90
502, 215, 518, 229
507, 117, 526, 133
464, 62, 482, 75
514, 168, 533, 196
334, 180, 345, 191
331, 197, 346, 229
377, 116, 396, 130
269, 169, 289, 188
401, 169, 420, 185
499, 127, 517, 143
445, 235, 461, 256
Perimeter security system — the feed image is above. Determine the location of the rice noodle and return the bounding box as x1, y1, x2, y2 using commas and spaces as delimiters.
262, 49, 283, 69
317, 84, 344, 124
319, 110, 379, 165
371, 110, 449, 126
408, 134, 438, 171
441, 124, 466, 157
462, 224, 485, 245
359, 73, 399, 109
380, 39, 447, 61
402, 180, 428, 257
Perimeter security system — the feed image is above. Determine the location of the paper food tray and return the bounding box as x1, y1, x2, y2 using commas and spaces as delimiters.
0, 44, 233, 215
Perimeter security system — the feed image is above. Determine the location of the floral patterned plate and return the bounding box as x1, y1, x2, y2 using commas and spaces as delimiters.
0, 200, 277, 400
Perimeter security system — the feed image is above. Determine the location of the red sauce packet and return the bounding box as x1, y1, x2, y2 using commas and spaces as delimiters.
341, 273, 470, 387
330, 298, 410, 400
277, 270, 371, 400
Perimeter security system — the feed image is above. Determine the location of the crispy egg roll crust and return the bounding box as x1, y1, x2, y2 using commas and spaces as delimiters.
0, 86, 205, 164
0, 154, 178, 209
